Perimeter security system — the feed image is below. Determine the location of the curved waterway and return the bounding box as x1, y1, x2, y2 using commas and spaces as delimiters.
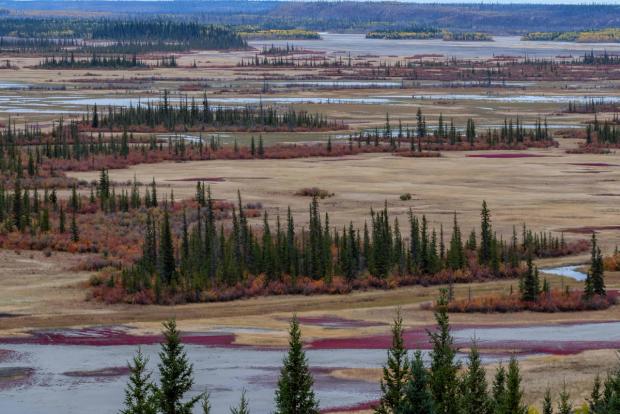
250, 34, 620, 59
2, 318, 620, 413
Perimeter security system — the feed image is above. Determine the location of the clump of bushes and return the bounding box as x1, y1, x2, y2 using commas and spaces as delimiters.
400, 193, 412, 201
446, 289, 617, 313
295, 187, 334, 199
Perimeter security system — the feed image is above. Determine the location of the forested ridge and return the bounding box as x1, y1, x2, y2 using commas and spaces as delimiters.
0, 17, 246, 51
2, 2, 620, 34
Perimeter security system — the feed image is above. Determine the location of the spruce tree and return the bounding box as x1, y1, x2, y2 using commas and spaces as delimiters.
479, 201, 492, 266
120, 348, 157, 414
428, 289, 460, 414
40, 208, 50, 232
274, 316, 319, 414
71, 210, 79, 242
13, 178, 22, 230
59, 205, 66, 233
543, 388, 553, 414
557, 382, 572, 414
491, 364, 506, 413
156, 319, 202, 414
376, 309, 411, 414
588, 234, 606, 297
201, 394, 211, 414
447, 213, 464, 270
158, 209, 176, 285
600, 365, 620, 413
397, 350, 434, 414
502, 357, 526, 414
460, 342, 491, 414
230, 390, 250, 414
521, 255, 539, 302
588, 375, 602, 413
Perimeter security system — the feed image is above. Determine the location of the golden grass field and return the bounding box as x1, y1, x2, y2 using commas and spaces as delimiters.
69, 142, 620, 250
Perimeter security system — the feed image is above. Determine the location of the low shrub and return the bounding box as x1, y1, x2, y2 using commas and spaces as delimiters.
446, 289, 617, 313
295, 187, 334, 199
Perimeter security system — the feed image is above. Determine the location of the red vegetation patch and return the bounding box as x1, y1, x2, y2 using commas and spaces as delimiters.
310, 318, 620, 356
472, 339, 620, 356
466, 153, 548, 159
0, 326, 236, 347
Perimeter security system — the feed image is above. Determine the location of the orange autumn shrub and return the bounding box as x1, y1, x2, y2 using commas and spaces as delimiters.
447, 289, 616, 313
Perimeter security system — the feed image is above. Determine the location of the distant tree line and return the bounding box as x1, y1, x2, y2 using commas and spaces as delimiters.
36, 53, 147, 69
87, 92, 340, 132
522, 28, 620, 43
0, 17, 246, 51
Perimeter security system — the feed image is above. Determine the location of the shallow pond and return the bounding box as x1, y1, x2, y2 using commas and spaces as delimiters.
541, 265, 588, 281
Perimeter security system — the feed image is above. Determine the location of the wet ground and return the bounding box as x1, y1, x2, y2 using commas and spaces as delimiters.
2, 317, 620, 413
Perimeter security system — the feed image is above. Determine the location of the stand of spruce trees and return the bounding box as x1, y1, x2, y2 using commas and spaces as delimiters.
86, 92, 338, 132
120, 188, 570, 303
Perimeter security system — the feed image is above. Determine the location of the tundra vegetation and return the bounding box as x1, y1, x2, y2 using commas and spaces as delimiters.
0, 4, 619, 413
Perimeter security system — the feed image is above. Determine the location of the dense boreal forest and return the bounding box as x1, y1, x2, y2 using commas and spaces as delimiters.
118, 300, 620, 414
0, 17, 246, 52
35, 53, 178, 69
1, 2, 620, 34
115, 191, 584, 304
